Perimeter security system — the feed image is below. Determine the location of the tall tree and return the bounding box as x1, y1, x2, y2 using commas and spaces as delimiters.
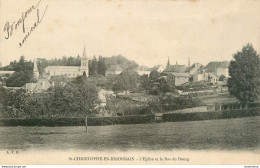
92, 56, 98, 76
112, 70, 140, 92
227, 44, 260, 103
98, 56, 106, 76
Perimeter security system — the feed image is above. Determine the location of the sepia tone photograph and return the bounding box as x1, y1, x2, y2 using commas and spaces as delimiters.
0, 0, 259, 165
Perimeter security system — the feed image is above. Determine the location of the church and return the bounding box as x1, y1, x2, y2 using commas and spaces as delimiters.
44, 46, 89, 78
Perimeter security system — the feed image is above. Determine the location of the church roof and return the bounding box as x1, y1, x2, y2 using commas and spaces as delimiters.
218, 61, 230, 69
82, 46, 87, 58
134, 65, 151, 71
166, 65, 187, 73
204, 61, 227, 73
45, 66, 80, 69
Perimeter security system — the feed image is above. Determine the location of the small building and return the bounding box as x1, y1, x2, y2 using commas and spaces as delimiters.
193, 73, 206, 83
185, 63, 204, 75
134, 66, 151, 76
106, 65, 123, 75
166, 72, 190, 86
216, 61, 230, 77
49, 76, 73, 87
23, 78, 52, 93
97, 88, 115, 107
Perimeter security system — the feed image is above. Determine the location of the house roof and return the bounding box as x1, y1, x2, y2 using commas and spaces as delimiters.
218, 61, 230, 69
185, 63, 204, 73
23, 78, 51, 92
204, 62, 224, 73
165, 72, 190, 77
165, 65, 187, 73
172, 73, 190, 77
134, 65, 151, 71
106, 65, 123, 72
45, 66, 80, 69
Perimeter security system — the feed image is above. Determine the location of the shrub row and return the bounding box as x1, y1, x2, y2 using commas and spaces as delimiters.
163, 107, 260, 122
0, 118, 85, 127
0, 115, 155, 127
0, 108, 259, 127
87, 115, 155, 126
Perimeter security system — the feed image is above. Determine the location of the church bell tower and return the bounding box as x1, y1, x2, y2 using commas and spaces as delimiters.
80, 46, 89, 77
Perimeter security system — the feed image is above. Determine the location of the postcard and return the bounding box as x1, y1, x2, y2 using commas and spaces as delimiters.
0, 0, 259, 165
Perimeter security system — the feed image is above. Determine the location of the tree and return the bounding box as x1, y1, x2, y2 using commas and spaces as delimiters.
227, 44, 260, 103
98, 56, 106, 76
112, 70, 140, 92
83, 71, 86, 76
149, 70, 161, 81
219, 75, 226, 81
6, 70, 36, 87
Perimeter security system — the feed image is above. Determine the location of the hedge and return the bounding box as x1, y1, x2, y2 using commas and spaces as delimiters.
0, 118, 85, 127
0, 115, 155, 127
163, 107, 260, 122
87, 115, 155, 126
0, 108, 259, 127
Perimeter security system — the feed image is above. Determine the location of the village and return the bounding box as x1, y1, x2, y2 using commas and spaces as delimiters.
0, 45, 245, 119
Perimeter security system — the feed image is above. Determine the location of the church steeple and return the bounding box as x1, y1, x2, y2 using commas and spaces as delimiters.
33, 59, 39, 80
166, 56, 170, 71
82, 45, 87, 59
80, 46, 89, 77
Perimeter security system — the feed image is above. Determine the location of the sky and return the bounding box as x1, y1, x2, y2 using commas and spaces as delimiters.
0, 0, 260, 67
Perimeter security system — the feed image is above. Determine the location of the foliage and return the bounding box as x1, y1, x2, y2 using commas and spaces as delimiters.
148, 95, 205, 112
104, 55, 138, 70
219, 75, 226, 81
105, 96, 150, 116
227, 44, 260, 103
149, 70, 161, 81
0, 75, 99, 118
111, 70, 141, 92
6, 70, 37, 87
0, 56, 33, 72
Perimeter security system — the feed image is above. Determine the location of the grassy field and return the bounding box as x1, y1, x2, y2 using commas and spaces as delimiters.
0, 116, 259, 151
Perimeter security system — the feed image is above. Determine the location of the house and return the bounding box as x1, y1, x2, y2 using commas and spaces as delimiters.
193, 73, 206, 83
23, 78, 52, 93
207, 73, 218, 84
97, 88, 115, 107
165, 57, 188, 73
44, 46, 89, 78
49, 76, 73, 87
106, 65, 123, 75
185, 63, 204, 75
134, 65, 151, 76
203, 61, 230, 83
204, 61, 223, 74
166, 72, 190, 86
151, 65, 164, 73
165, 64, 187, 73
216, 61, 230, 77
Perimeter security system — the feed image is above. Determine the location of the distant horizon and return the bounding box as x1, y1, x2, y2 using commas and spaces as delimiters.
0, 50, 237, 69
